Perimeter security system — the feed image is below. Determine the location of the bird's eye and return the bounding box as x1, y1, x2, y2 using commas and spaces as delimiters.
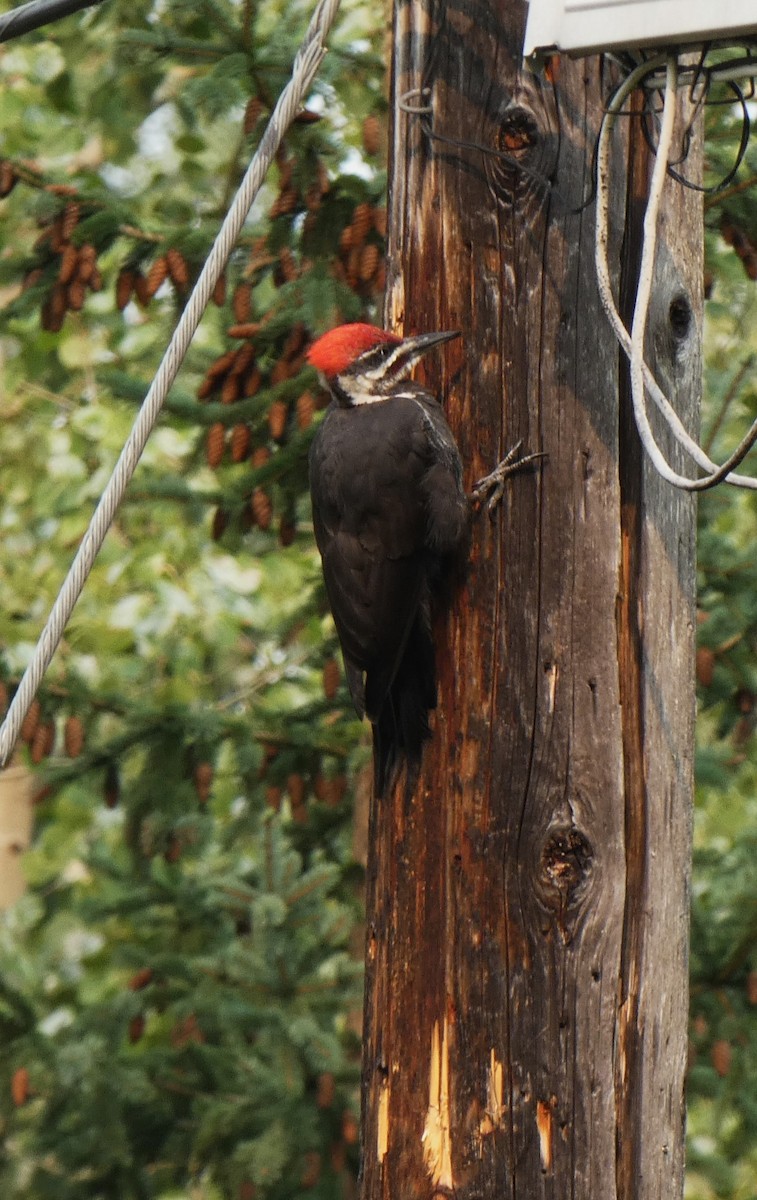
360, 342, 399, 375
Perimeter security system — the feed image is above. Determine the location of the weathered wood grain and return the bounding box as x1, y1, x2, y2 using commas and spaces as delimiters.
360, 4, 700, 1198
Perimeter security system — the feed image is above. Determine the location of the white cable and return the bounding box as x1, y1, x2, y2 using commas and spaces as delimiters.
594, 55, 757, 491
0, 0, 341, 768
629, 56, 696, 488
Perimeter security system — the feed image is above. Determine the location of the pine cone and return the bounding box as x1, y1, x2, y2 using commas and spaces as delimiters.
193, 761, 213, 803
711, 1040, 732, 1077
322, 657, 340, 700
145, 255, 169, 298
265, 785, 282, 811
231, 341, 256, 376
30, 720, 55, 765
129, 967, 154, 991
270, 358, 290, 385
287, 772, 306, 807
61, 200, 80, 240
166, 247, 189, 290
281, 322, 307, 361
11, 1067, 29, 1107
41, 297, 64, 333
0, 160, 17, 197
362, 114, 381, 156
350, 202, 373, 248
76, 243, 97, 282
128, 1014, 145, 1043
346, 246, 361, 288
64, 715, 85, 758
232, 283, 252, 324
207, 348, 238, 379
133, 272, 151, 307
212, 273, 227, 306
50, 283, 68, 321
316, 1070, 333, 1104
58, 243, 79, 285
243, 364, 262, 397
296, 390, 315, 430
244, 96, 263, 134
221, 374, 240, 405
359, 243, 380, 282
251, 487, 272, 529
267, 399, 288, 440
324, 774, 347, 805
270, 185, 298, 218
695, 647, 714, 688
20, 699, 41, 744
301, 1153, 321, 1189
342, 1111, 359, 1145
66, 280, 86, 311
228, 322, 261, 339
373, 260, 387, 294
49, 215, 66, 254
230, 423, 251, 463
206, 422, 226, 468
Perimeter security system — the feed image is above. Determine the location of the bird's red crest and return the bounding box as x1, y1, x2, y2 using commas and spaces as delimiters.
307, 324, 401, 378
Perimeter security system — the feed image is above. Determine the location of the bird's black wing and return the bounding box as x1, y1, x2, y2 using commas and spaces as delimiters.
309, 400, 430, 717
309, 393, 468, 793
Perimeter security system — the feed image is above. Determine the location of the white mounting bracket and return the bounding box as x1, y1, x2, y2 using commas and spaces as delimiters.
523, 0, 757, 58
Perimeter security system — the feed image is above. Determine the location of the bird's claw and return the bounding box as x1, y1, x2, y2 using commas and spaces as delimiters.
471, 441, 547, 518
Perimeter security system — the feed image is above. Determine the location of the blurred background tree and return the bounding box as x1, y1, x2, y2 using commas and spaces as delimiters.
0, 3, 755, 1197
0, 1, 386, 1196
686, 90, 757, 1200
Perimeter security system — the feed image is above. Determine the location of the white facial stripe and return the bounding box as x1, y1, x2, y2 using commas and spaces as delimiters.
376, 342, 414, 377
357, 343, 414, 385
338, 376, 389, 405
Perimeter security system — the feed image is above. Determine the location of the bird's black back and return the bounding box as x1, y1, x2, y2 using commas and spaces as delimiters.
309, 386, 469, 795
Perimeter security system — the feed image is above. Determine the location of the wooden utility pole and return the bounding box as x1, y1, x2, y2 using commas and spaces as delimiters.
360, 3, 700, 1198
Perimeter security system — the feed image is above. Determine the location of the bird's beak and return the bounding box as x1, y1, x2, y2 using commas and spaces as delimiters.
402, 329, 460, 358
391, 329, 460, 378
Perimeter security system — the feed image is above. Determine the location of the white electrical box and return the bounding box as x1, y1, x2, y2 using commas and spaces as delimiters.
523, 0, 757, 57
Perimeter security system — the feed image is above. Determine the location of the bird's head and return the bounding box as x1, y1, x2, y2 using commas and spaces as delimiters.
307, 323, 459, 407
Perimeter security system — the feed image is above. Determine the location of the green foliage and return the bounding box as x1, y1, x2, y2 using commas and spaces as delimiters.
686, 93, 757, 1200
1, 817, 360, 1199
1, 0, 383, 1196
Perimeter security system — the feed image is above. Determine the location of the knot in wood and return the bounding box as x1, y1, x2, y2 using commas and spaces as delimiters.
498, 107, 539, 159
668, 293, 692, 342
540, 826, 593, 899
489, 99, 555, 220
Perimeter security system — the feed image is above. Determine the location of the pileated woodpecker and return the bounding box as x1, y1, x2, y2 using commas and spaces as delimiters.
307, 323, 536, 796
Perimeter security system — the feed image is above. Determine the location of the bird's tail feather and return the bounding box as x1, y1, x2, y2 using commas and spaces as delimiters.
371, 615, 436, 798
